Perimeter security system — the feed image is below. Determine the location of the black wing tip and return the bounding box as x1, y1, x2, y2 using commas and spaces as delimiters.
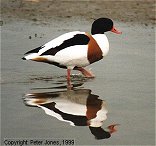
24, 51, 31, 55
22, 57, 26, 60
24, 46, 44, 55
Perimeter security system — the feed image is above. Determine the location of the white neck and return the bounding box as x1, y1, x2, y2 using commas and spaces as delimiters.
92, 34, 109, 56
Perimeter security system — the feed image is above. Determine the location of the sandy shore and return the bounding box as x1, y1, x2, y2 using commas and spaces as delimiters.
1, 0, 155, 25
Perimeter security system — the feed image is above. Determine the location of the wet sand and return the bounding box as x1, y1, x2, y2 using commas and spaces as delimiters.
1, 0, 155, 146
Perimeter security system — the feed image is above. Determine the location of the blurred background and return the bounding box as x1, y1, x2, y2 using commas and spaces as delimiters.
1, 0, 155, 25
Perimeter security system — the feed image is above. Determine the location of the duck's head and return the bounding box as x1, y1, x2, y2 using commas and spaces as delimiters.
91, 18, 122, 35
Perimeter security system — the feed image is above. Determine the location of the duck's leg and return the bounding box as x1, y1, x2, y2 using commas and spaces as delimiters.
67, 68, 71, 81
67, 68, 73, 89
76, 67, 95, 78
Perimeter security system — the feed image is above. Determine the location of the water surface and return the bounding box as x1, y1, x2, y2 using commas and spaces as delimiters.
1, 20, 155, 145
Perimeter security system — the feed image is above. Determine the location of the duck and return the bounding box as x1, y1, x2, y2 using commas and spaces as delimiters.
22, 18, 122, 83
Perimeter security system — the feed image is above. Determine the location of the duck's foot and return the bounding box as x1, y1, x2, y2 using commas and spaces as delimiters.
75, 67, 95, 78
67, 79, 73, 90
107, 124, 120, 134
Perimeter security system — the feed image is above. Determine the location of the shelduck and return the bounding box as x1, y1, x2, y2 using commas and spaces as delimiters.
22, 18, 122, 83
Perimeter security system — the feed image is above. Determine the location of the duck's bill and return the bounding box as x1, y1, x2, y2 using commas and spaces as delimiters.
111, 26, 122, 34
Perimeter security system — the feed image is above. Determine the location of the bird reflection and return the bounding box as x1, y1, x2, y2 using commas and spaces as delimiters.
23, 88, 118, 140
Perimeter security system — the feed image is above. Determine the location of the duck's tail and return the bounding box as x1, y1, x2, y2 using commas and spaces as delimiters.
22, 53, 39, 60
22, 57, 26, 60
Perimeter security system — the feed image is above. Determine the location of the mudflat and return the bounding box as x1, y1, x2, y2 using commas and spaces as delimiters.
1, 0, 155, 25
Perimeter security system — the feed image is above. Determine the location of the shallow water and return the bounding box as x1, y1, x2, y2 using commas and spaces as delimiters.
1, 20, 155, 145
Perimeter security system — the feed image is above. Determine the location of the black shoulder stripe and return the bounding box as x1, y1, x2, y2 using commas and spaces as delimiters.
24, 46, 44, 55
41, 34, 90, 56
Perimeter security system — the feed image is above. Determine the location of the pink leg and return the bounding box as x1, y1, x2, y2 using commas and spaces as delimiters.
76, 67, 95, 78
67, 69, 72, 89
67, 69, 71, 81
